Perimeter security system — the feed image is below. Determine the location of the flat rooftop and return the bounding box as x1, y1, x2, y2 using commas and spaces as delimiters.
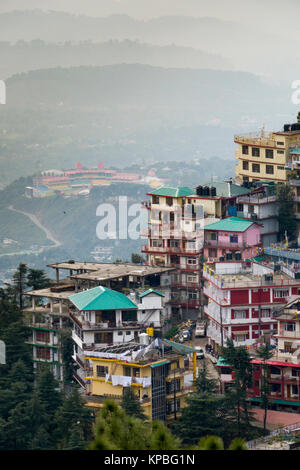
204, 266, 300, 288
25, 286, 76, 299
67, 263, 175, 282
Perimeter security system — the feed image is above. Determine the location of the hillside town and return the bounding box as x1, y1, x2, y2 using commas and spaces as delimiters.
9, 116, 300, 450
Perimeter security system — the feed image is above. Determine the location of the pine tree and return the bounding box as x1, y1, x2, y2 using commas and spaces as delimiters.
171, 362, 231, 446
54, 386, 93, 449
276, 184, 297, 242
256, 343, 273, 433
89, 400, 153, 450
121, 387, 148, 421
150, 420, 181, 450
36, 366, 63, 429
12, 263, 27, 310
26, 269, 51, 291
5, 401, 32, 450
220, 339, 254, 438
64, 423, 87, 450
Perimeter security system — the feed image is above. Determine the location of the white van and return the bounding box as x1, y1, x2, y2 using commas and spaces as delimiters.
195, 323, 205, 337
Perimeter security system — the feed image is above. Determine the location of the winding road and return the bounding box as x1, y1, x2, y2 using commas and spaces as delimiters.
7, 205, 62, 249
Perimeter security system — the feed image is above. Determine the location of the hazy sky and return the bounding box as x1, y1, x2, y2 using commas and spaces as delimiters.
0, 0, 299, 42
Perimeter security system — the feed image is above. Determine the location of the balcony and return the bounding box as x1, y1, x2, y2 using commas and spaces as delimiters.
204, 239, 244, 250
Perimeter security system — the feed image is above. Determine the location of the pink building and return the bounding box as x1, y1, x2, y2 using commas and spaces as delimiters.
203, 216, 262, 262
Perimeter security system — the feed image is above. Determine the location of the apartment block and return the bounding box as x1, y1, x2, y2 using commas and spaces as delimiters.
83, 338, 197, 422
202, 259, 300, 351
235, 120, 300, 184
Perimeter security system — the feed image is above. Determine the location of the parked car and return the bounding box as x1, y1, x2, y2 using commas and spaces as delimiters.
181, 330, 190, 341
195, 323, 206, 337
195, 346, 204, 360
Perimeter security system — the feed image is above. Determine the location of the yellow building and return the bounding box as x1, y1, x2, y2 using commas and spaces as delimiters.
235, 123, 300, 184
83, 338, 197, 423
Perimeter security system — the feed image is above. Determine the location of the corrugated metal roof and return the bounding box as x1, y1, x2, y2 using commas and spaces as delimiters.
202, 182, 251, 197
139, 289, 165, 298
163, 338, 197, 354
147, 186, 194, 198
69, 286, 137, 311
204, 216, 256, 232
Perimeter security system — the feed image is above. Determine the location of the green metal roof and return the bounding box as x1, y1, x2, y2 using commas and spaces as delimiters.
204, 216, 257, 232
139, 289, 165, 298
216, 357, 230, 367
250, 397, 300, 406
202, 182, 251, 197
163, 338, 197, 354
150, 360, 170, 368
69, 286, 137, 311
147, 186, 194, 198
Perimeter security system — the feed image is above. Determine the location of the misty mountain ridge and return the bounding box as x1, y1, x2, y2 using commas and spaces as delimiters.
0, 39, 233, 79
0, 10, 299, 81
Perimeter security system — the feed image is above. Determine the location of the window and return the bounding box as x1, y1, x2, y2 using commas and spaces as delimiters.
277, 166, 285, 170
36, 330, 50, 343
124, 366, 131, 377
166, 198, 173, 207
234, 334, 246, 342
266, 165, 274, 174
261, 309, 270, 318
252, 163, 260, 173
277, 150, 284, 154
152, 196, 159, 204
274, 289, 289, 298
252, 147, 260, 157
187, 275, 197, 283
242, 161, 249, 170
292, 385, 299, 395
284, 322, 296, 332
292, 368, 299, 377
187, 258, 197, 265
242, 145, 249, 155
265, 149, 274, 159
188, 291, 198, 300
233, 310, 247, 319
36, 347, 51, 360
96, 365, 108, 377
270, 366, 281, 375
170, 239, 179, 247
152, 239, 163, 248
230, 235, 238, 243
276, 141, 284, 146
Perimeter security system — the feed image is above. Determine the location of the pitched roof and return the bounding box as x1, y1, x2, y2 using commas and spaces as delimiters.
201, 182, 251, 197
147, 186, 194, 198
204, 216, 257, 232
69, 286, 137, 311
139, 289, 165, 298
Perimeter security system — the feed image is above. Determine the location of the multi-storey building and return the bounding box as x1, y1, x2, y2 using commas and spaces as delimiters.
24, 260, 176, 383
217, 297, 300, 412
142, 186, 204, 320
203, 259, 300, 351
69, 286, 166, 388
234, 182, 279, 247
203, 216, 262, 263
83, 337, 197, 422
235, 119, 300, 184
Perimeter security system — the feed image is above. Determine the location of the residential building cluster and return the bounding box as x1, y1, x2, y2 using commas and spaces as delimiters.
23, 115, 300, 418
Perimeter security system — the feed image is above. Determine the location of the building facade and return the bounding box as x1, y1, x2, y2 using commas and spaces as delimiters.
83, 338, 197, 422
